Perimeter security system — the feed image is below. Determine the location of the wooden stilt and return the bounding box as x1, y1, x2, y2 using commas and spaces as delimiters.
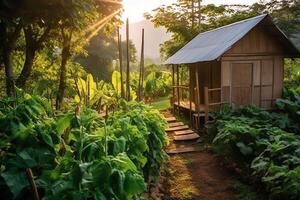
138, 28, 144, 101
117, 28, 125, 99
126, 18, 130, 101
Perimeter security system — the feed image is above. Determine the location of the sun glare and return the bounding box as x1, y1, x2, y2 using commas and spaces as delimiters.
121, 0, 175, 22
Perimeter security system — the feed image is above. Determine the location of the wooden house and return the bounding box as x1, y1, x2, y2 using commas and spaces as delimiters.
165, 14, 300, 127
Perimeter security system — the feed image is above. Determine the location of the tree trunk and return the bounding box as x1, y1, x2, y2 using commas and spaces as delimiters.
16, 48, 35, 88
3, 48, 15, 97
56, 29, 72, 110
16, 25, 51, 88
0, 20, 21, 97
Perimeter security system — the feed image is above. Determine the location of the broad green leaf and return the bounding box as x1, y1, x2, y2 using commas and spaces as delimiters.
124, 172, 146, 196
112, 71, 121, 95
87, 74, 96, 99
56, 114, 73, 135
1, 169, 29, 198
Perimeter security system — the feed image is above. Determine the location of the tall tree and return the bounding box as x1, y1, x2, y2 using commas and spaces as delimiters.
55, 0, 122, 109
16, 24, 52, 87
0, 19, 22, 96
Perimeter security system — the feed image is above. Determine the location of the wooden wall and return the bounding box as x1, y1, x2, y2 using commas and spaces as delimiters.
221, 56, 283, 109
189, 61, 221, 105
220, 24, 285, 109
225, 25, 284, 56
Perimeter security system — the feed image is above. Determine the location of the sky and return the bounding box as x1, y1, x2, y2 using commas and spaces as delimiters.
122, 0, 261, 22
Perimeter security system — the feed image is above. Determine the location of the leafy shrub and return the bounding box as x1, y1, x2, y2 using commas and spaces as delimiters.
0, 91, 168, 199
212, 105, 300, 199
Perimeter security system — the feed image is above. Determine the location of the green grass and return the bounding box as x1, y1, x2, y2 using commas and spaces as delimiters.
150, 96, 170, 110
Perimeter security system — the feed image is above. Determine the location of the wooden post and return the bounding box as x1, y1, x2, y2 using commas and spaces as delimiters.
191, 0, 195, 29
259, 60, 262, 107
189, 66, 192, 125
195, 66, 200, 113
126, 18, 130, 101
118, 27, 125, 98
198, 0, 201, 27
204, 86, 209, 123
195, 66, 201, 130
138, 28, 145, 101
251, 64, 255, 104
172, 65, 175, 113
26, 168, 40, 200
221, 62, 223, 105
229, 63, 232, 106
177, 65, 180, 115
271, 58, 275, 107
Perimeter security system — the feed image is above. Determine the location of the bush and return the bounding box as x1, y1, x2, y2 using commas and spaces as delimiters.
0, 91, 168, 200
212, 105, 300, 200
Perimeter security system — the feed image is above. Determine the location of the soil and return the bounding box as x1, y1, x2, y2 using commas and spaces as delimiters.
162, 152, 237, 200
155, 110, 262, 200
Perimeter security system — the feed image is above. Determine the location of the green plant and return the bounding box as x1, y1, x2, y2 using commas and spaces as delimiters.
212, 105, 300, 199
0, 90, 168, 199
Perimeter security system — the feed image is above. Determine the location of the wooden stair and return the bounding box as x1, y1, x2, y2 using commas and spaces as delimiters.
163, 113, 201, 154
165, 117, 176, 122
168, 122, 184, 127
166, 125, 189, 132
174, 133, 200, 141
174, 129, 195, 136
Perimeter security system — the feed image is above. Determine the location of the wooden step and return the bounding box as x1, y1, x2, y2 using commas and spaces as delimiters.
166, 125, 189, 132
168, 122, 184, 128
174, 133, 200, 141
166, 146, 201, 154
165, 117, 176, 122
174, 129, 195, 136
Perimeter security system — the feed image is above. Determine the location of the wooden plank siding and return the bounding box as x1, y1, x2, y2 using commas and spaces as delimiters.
220, 25, 285, 110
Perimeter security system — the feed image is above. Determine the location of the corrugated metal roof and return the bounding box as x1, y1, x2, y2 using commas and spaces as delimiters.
164, 14, 297, 65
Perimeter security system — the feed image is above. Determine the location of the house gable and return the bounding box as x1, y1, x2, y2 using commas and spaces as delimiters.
224, 25, 284, 56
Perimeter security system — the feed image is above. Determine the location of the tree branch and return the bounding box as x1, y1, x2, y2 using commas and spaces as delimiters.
36, 26, 52, 51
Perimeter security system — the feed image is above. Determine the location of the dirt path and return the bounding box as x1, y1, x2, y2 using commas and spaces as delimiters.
163, 152, 237, 200
159, 110, 255, 200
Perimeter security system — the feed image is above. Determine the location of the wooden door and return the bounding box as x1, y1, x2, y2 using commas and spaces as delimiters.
231, 63, 253, 107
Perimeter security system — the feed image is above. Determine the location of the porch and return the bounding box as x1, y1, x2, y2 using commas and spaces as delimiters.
171, 63, 228, 130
